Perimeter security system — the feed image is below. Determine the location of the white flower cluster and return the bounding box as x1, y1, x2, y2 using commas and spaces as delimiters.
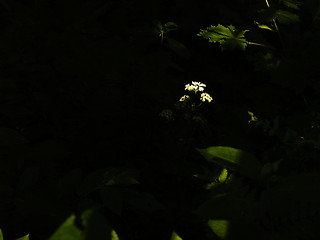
185, 81, 206, 92
180, 81, 213, 103
200, 92, 213, 103
179, 95, 190, 102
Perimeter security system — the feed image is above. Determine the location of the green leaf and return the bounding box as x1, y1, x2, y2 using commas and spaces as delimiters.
0, 229, 30, 240
16, 235, 29, 240
171, 231, 183, 240
254, 21, 274, 31
275, 10, 300, 24
259, 8, 299, 24
281, 0, 302, 10
197, 24, 249, 51
111, 230, 120, 240
81, 207, 119, 240
48, 215, 82, 240
208, 220, 267, 240
208, 220, 229, 239
153, 21, 178, 34
163, 22, 178, 32
218, 168, 228, 183
196, 146, 262, 179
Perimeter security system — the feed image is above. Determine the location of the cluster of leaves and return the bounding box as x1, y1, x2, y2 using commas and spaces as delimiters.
258, 0, 301, 25
194, 0, 320, 238
197, 0, 302, 51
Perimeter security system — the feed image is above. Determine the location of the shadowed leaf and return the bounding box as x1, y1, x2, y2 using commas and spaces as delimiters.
48, 215, 82, 240
196, 146, 261, 178
208, 220, 229, 239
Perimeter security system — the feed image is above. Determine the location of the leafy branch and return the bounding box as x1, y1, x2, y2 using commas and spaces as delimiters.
153, 20, 178, 48
197, 24, 275, 51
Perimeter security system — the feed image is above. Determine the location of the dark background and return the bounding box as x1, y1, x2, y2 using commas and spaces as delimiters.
1, 0, 320, 239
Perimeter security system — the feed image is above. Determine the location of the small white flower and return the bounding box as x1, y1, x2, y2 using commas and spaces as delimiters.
179, 95, 190, 102
185, 81, 206, 92
184, 84, 194, 91
200, 92, 213, 102
192, 81, 206, 91
198, 86, 205, 92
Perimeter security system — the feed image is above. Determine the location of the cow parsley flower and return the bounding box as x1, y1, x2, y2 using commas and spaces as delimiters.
185, 81, 206, 92
200, 93, 213, 102
179, 95, 190, 102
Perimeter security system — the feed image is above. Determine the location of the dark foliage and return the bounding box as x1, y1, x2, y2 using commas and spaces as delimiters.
0, 0, 320, 239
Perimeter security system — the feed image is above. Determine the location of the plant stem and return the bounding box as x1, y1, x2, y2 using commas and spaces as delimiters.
265, 0, 284, 48
265, 0, 270, 7
247, 41, 276, 50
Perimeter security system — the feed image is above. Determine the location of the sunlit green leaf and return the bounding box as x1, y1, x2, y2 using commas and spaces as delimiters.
248, 111, 258, 122
208, 220, 267, 240
48, 215, 82, 240
0, 229, 3, 240
196, 146, 262, 178
208, 220, 230, 239
218, 168, 228, 183
171, 231, 183, 240
111, 230, 120, 240
254, 21, 274, 31
16, 234, 29, 240
198, 24, 249, 51
205, 181, 220, 190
